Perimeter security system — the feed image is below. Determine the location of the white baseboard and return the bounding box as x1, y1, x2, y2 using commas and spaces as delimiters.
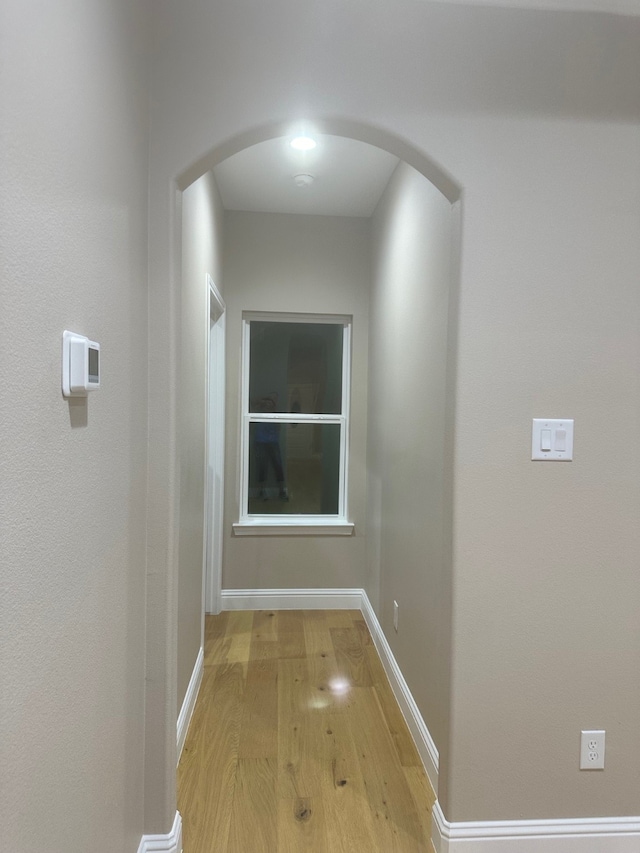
221, 587, 363, 611
432, 801, 640, 852
360, 591, 440, 796
137, 811, 182, 853
177, 646, 203, 763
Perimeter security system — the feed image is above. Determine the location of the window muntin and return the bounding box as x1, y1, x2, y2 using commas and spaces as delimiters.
240, 313, 351, 525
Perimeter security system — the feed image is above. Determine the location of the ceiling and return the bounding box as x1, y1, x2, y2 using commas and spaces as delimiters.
426, 0, 640, 12
213, 134, 400, 218
428, 0, 640, 13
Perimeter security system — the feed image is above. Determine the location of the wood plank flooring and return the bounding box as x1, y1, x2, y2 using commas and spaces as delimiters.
178, 610, 436, 853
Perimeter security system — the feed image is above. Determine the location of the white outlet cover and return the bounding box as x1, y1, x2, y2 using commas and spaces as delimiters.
532, 418, 574, 461
580, 729, 605, 770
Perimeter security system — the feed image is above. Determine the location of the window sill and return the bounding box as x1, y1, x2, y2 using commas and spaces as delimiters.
232, 520, 355, 537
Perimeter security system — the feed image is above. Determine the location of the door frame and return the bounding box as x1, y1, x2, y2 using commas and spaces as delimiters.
203, 275, 226, 621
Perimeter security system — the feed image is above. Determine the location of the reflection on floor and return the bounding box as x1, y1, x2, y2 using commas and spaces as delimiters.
178, 610, 435, 853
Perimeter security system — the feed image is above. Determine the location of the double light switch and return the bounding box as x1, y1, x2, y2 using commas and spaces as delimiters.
532, 419, 574, 461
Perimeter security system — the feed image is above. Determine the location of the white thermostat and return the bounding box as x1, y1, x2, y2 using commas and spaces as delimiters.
62, 330, 100, 397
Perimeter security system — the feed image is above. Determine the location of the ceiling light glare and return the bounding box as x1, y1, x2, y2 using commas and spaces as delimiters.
290, 135, 317, 151
328, 677, 351, 696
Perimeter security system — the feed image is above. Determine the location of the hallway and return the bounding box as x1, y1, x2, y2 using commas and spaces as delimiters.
178, 610, 435, 852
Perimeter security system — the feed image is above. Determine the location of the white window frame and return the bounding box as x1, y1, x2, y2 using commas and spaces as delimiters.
233, 311, 354, 536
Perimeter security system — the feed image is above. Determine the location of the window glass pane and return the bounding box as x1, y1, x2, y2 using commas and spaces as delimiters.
249, 321, 343, 415
248, 422, 341, 515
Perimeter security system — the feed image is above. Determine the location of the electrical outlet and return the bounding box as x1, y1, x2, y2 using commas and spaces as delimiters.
580, 730, 605, 770
393, 600, 399, 632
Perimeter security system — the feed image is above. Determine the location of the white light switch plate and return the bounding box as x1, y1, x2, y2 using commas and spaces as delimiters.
532, 419, 574, 461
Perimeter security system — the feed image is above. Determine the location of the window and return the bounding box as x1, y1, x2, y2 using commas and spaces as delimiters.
234, 313, 353, 535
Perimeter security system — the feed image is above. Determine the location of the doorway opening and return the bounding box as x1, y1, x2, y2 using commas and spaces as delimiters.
174, 124, 461, 848
204, 276, 225, 616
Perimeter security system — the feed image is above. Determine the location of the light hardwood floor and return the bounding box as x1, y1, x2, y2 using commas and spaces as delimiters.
178, 610, 436, 852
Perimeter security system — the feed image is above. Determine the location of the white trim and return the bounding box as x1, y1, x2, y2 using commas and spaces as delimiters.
176, 647, 203, 763
137, 811, 182, 853
239, 316, 251, 517
208, 275, 225, 316
244, 310, 352, 325
339, 320, 351, 520
432, 801, 640, 853
238, 313, 351, 526
204, 275, 225, 616
247, 413, 343, 423
221, 587, 363, 611
232, 520, 354, 536
360, 591, 440, 795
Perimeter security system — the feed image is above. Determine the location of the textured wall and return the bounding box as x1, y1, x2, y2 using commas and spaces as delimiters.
1, 1, 150, 851
438, 115, 640, 821
147, 0, 640, 829
222, 211, 370, 591
368, 161, 454, 774
177, 172, 225, 715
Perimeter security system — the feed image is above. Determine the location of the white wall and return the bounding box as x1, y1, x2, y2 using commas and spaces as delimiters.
222, 211, 370, 590
1, 2, 150, 851
147, 0, 640, 831
177, 172, 224, 714
368, 161, 455, 765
